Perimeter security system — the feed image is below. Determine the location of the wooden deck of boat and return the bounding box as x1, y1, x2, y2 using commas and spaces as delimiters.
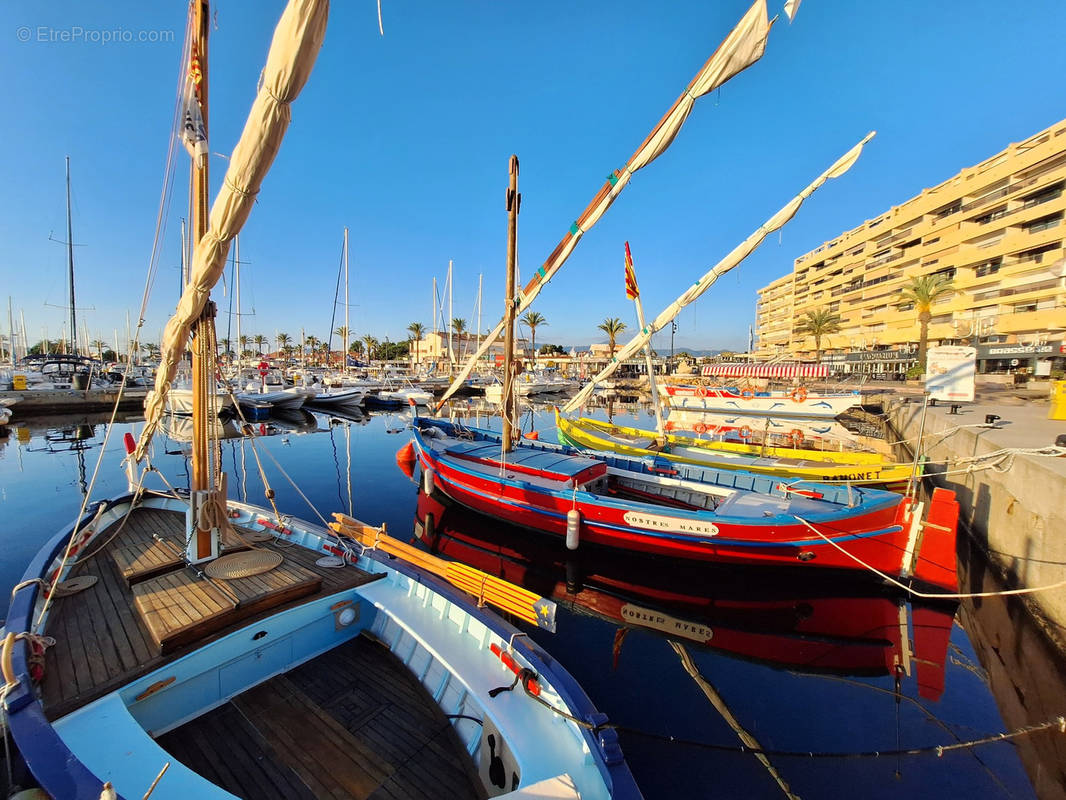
40, 506, 383, 721
156, 636, 485, 800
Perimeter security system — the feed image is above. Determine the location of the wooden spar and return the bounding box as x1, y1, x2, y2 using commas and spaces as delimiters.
190, 0, 216, 562
330, 513, 555, 630
502, 156, 520, 453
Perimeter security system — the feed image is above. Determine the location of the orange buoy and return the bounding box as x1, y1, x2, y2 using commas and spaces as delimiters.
395, 441, 416, 480
524, 430, 540, 440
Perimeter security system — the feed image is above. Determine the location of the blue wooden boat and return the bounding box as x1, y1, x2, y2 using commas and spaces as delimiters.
0, 2, 641, 798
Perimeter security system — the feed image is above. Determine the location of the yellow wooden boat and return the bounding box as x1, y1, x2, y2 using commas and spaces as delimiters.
554, 411, 914, 488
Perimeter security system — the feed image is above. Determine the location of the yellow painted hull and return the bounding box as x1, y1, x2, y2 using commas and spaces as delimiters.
555, 413, 913, 487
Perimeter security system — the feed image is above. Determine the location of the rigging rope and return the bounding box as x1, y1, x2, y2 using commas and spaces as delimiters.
790, 515, 1066, 601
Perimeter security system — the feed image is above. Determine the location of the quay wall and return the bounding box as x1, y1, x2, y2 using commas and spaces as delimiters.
884, 394, 1066, 648
0, 389, 148, 416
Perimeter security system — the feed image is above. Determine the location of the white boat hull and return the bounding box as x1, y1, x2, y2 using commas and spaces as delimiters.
662, 386, 860, 417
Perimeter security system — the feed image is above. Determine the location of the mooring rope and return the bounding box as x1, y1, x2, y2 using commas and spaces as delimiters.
506, 667, 1066, 759
790, 515, 1066, 601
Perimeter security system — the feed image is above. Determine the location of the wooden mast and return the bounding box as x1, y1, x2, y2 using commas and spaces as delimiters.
501, 155, 520, 453
189, 0, 217, 563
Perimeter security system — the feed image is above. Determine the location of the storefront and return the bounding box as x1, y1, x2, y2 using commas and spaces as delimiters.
835, 348, 917, 380
976, 342, 1065, 377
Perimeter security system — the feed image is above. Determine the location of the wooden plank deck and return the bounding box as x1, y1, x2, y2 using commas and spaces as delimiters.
132, 558, 322, 654
158, 635, 484, 800
40, 505, 382, 720
111, 507, 254, 585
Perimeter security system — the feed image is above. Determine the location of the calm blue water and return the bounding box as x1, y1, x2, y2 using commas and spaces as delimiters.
0, 402, 1044, 799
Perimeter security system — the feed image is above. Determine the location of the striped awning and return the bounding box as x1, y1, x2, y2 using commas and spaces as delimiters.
701, 363, 829, 378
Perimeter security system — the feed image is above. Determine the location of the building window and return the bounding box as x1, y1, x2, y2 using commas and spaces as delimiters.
1022, 182, 1064, 208
975, 258, 1002, 277
973, 206, 1008, 225
1026, 212, 1062, 234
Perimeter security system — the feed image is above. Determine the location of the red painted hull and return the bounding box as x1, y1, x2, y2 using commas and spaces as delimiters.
418, 444, 911, 576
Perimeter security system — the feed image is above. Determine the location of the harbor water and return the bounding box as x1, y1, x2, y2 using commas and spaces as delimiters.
1, 402, 1061, 799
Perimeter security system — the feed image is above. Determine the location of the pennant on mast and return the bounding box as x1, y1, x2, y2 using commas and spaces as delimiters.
435, 0, 772, 410
562, 132, 877, 414
624, 241, 639, 300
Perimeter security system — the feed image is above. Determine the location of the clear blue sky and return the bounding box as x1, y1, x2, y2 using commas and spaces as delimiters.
3, 0, 1066, 355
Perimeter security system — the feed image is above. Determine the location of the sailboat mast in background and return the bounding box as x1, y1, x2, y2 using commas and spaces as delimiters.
343, 226, 350, 373
64, 157, 77, 355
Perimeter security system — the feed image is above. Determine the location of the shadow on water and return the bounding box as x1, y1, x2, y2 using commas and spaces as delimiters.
958, 533, 1066, 800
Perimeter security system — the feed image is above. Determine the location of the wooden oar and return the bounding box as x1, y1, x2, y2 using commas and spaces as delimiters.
330, 513, 556, 632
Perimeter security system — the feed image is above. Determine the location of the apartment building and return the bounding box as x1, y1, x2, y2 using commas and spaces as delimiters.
755, 118, 1066, 378
410, 331, 529, 365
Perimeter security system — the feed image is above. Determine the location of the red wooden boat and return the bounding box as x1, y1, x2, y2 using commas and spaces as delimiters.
412, 418, 959, 591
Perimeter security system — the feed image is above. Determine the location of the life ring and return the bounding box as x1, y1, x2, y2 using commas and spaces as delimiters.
693, 423, 709, 434
740, 389, 754, 400
790, 387, 808, 403
258, 360, 270, 377
696, 387, 709, 398
739, 425, 753, 439
789, 428, 803, 444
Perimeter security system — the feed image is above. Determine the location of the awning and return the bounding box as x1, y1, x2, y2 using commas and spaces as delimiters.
701, 363, 829, 378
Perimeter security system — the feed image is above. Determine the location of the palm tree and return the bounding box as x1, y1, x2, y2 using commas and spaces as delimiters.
520, 311, 546, 366
901, 274, 955, 373
304, 335, 320, 365
362, 334, 378, 363
142, 342, 160, 362
219, 337, 233, 361
276, 332, 291, 357
253, 334, 267, 356
238, 334, 250, 360
407, 322, 424, 367
90, 339, 107, 359
794, 309, 842, 363
598, 317, 627, 357
451, 318, 467, 361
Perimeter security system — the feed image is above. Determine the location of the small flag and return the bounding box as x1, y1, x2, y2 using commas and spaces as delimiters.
189, 43, 203, 89
182, 42, 208, 166
181, 82, 209, 166
624, 241, 639, 300
784, 0, 802, 22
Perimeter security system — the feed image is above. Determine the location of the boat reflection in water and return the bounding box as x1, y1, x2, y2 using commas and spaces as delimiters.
162, 408, 322, 445
413, 490, 958, 698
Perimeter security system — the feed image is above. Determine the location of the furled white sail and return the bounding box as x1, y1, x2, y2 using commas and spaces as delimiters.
562, 132, 876, 414
435, 0, 772, 409
136, 0, 329, 461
